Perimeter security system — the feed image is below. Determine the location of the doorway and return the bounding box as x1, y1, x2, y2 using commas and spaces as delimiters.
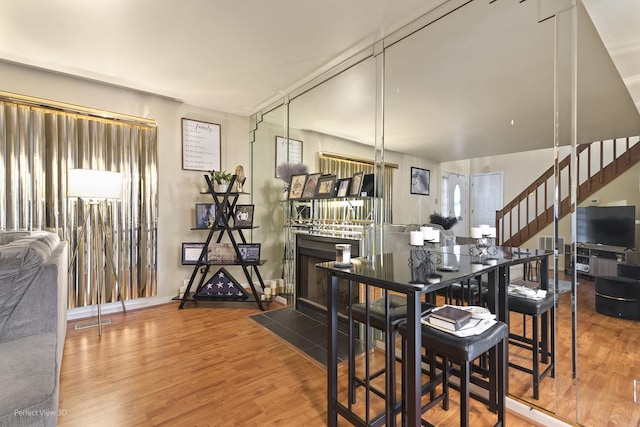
470, 172, 504, 229
441, 171, 468, 237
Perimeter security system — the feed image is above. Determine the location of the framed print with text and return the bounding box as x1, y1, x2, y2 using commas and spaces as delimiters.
182, 243, 206, 265
275, 136, 303, 177
182, 118, 221, 172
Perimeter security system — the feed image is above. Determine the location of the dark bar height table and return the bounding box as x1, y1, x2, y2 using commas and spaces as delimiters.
317, 246, 550, 427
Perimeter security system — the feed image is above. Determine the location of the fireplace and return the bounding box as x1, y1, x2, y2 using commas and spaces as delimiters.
296, 234, 361, 324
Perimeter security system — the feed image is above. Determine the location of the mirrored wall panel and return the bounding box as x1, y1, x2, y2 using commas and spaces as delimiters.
249, 0, 640, 424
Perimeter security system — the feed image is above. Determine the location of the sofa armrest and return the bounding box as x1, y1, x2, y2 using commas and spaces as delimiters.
0, 234, 67, 345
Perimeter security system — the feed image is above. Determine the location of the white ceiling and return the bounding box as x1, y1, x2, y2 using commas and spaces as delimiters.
0, 0, 446, 115
0, 0, 638, 161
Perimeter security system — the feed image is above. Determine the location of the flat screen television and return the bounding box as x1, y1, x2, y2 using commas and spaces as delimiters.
576, 206, 636, 249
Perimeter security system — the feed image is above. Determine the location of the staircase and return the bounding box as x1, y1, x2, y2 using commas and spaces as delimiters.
496, 137, 640, 247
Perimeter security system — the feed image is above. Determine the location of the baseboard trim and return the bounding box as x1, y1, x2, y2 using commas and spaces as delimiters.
67, 295, 173, 321
506, 398, 572, 426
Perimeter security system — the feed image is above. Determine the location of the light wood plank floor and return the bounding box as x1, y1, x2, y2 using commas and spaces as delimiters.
505, 276, 640, 427
58, 302, 543, 426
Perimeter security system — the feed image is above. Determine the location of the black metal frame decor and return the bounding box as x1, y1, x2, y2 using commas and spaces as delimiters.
410, 167, 430, 195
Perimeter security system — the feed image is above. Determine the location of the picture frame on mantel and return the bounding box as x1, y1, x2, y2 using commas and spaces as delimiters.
181, 118, 221, 172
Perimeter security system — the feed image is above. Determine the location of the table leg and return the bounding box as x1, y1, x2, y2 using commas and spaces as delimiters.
487, 268, 498, 319
406, 291, 422, 427
327, 272, 338, 427
499, 266, 508, 323
539, 257, 550, 364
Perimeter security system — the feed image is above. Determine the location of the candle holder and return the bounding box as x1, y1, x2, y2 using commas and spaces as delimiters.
470, 235, 498, 265
408, 246, 443, 284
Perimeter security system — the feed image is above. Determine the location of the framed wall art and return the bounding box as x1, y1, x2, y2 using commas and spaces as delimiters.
301, 173, 321, 198
316, 175, 337, 198
275, 136, 303, 177
336, 178, 352, 198
350, 172, 364, 196
181, 242, 206, 265
234, 204, 254, 228
207, 243, 237, 263
181, 118, 221, 172
238, 243, 261, 263
288, 173, 307, 199
195, 203, 216, 228
361, 173, 378, 197
410, 167, 430, 195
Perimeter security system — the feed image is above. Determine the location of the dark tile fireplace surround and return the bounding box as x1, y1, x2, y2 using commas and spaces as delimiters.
295, 233, 361, 327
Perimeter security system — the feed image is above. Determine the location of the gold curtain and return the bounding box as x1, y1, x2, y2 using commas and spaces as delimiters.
318, 152, 395, 222
0, 95, 158, 308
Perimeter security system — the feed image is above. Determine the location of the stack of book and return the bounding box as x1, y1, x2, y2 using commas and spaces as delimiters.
424, 305, 472, 331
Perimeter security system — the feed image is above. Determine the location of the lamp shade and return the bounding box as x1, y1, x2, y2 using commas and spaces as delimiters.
68, 169, 123, 199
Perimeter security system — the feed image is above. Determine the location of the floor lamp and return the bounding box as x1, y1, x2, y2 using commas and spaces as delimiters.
68, 168, 127, 336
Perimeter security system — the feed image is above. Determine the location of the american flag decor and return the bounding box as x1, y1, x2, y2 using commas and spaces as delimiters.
194, 268, 249, 300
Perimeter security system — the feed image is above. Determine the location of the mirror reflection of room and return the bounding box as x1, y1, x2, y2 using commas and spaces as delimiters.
253, 1, 640, 426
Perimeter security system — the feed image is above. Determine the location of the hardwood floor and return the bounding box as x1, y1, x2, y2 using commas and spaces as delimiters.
59, 302, 541, 426
506, 274, 640, 427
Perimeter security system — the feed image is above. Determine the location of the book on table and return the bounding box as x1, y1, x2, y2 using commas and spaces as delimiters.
426, 306, 473, 331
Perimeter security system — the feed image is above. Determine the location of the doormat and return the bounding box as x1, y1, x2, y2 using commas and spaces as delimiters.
74, 318, 112, 330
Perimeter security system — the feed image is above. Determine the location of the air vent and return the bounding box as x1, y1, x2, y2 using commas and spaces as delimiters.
538, 236, 565, 254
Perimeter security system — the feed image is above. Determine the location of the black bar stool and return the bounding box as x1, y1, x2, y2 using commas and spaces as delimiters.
445, 277, 487, 306
350, 294, 435, 424
399, 320, 509, 427
507, 292, 555, 399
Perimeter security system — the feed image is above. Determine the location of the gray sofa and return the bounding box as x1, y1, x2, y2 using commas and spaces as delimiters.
0, 231, 68, 427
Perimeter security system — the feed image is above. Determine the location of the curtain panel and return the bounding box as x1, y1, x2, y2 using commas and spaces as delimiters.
0, 98, 158, 308
318, 152, 395, 223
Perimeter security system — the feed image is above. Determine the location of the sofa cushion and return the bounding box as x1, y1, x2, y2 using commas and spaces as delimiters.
0, 333, 57, 421
0, 232, 60, 335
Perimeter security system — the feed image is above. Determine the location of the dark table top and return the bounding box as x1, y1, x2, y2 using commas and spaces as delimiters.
315, 245, 550, 295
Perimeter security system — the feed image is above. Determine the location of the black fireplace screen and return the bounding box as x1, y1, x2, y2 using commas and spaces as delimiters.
296, 234, 360, 319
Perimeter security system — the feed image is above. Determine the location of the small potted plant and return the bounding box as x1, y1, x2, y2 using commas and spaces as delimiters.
429, 212, 458, 230
210, 170, 232, 192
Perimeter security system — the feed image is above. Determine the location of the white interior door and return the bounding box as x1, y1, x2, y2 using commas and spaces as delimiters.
441, 172, 468, 237
470, 172, 503, 228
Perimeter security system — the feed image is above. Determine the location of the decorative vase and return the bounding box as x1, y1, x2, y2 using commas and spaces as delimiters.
281, 183, 290, 200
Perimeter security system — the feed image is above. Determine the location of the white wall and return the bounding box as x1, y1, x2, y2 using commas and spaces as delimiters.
469, 146, 571, 203
0, 61, 251, 303
296, 130, 440, 225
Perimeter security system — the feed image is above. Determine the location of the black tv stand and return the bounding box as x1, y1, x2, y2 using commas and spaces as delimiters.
565, 243, 640, 278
